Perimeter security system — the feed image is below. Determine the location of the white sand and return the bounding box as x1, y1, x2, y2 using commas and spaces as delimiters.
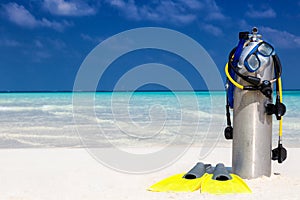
0, 147, 299, 200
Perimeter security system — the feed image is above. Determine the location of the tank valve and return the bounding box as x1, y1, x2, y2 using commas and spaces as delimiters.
249, 27, 262, 42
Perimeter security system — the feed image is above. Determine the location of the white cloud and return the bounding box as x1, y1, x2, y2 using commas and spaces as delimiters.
111, 0, 140, 20
43, 0, 96, 16
237, 19, 250, 30
34, 40, 43, 48
0, 38, 21, 47
2, 2, 38, 28
81, 34, 93, 41
35, 51, 52, 59
232, 22, 300, 49
201, 23, 223, 36
147, 0, 197, 24
27, 38, 68, 62
203, 0, 228, 21
81, 34, 103, 43
260, 26, 300, 49
107, 0, 202, 24
2, 2, 71, 31
109, 0, 126, 8
245, 5, 276, 18
47, 38, 67, 49
178, 0, 203, 10
106, 0, 228, 25
106, 0, 188, 25
40, 18, 72, 31
30, 50, 52, 62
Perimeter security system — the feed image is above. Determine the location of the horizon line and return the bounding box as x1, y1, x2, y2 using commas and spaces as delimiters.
0, 89, 299, 93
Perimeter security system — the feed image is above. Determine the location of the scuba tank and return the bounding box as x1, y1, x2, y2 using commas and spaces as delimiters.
224, 27, 287, 179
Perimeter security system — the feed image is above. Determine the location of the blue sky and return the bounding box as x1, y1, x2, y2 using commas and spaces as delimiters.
0, 0, 300, 91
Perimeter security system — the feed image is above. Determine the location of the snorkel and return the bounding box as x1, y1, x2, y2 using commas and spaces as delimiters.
224, 27, 287, 179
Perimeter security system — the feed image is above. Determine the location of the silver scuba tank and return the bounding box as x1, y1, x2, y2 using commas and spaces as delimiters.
232, 29, 274, 179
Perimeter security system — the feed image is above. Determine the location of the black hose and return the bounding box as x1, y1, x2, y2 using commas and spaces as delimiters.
227, 47, 260, 88
225, 83, 231, 127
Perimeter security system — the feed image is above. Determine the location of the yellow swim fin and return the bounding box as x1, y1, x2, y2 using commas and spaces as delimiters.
201, 163, 251, 194
148, 162, 210, 192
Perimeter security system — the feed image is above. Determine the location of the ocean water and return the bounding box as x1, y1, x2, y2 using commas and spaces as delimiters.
0, 91, 299, 148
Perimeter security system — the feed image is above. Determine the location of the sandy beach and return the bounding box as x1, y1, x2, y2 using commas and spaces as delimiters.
0, 146, 299, 200
1, 88, 299, 200
1, 0, 300, 199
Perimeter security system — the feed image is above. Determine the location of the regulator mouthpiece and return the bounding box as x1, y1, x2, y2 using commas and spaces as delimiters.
224, 126, 233, 140
266, 97, 286, 120
272, 143, 287, 163
259, 80, 272, 98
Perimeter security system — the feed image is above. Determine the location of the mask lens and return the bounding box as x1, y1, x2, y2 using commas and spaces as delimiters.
258, 43, 273, 56
247, 54, 260, 71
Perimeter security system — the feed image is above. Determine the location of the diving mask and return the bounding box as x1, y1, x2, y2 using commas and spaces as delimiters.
244, 41, 274, 72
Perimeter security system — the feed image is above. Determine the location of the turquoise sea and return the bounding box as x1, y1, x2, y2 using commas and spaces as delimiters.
0, 91, 299, 148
